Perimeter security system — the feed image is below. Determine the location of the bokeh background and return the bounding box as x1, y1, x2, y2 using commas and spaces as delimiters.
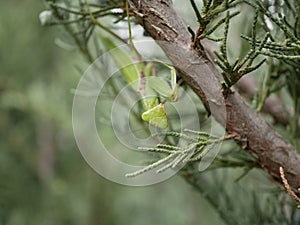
0, 1, 226, 224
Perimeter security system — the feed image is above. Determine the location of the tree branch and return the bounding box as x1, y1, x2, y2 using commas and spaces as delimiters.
129, 0, 300, 190
203, 39, 293, 127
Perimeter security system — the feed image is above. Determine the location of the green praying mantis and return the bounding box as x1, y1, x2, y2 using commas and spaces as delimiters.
97, 0, 179, 129
100, 36, 178, 129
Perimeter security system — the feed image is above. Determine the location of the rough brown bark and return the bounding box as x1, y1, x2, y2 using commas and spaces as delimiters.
129, 0, 300, 189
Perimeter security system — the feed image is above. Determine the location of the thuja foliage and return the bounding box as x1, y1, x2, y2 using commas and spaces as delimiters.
190, 0, 300, 100
126, 130, 239, 177
237, 0, 300, 149
245, 0, 300, 148
41, 0, 300, 224
40, 0, 127, 62
188, 0, 267, 90
188, 0, 300, 146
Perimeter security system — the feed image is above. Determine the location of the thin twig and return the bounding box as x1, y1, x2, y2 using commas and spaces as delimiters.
279, 167, 300, 208
85, 0, 127, 44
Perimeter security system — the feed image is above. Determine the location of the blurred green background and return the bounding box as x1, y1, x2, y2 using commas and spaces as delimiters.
0, 1, 227, 224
